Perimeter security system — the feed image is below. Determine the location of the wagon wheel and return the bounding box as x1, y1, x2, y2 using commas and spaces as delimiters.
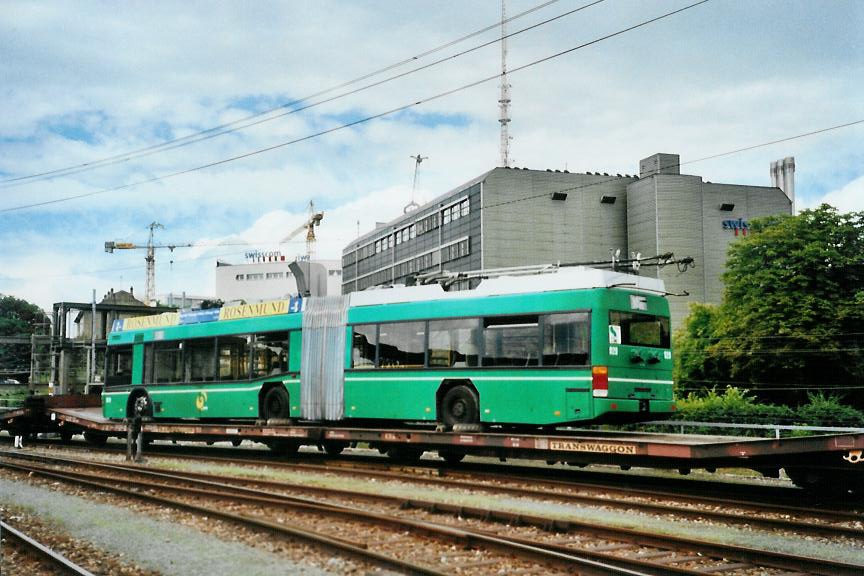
322, 441, 348, 456
438, 450, 465, 465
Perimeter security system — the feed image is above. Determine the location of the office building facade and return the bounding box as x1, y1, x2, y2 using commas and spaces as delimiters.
341, 153, 793, 325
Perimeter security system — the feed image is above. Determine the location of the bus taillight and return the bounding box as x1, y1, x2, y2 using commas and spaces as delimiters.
592, 366, 608, 398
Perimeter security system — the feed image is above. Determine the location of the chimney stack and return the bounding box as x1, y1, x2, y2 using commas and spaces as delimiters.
770, 156, 795, 211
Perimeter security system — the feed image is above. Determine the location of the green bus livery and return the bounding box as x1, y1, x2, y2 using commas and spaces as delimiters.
103, 267, 675, 430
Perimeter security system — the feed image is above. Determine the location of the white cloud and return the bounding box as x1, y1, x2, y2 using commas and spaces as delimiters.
805, 174, 864, 213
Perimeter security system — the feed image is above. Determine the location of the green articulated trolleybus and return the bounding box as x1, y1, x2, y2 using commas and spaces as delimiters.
103, 267, 676, 444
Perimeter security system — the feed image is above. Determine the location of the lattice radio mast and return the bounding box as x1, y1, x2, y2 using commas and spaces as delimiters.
498, 0, 512, 168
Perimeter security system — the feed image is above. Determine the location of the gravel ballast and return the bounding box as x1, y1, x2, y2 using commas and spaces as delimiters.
0, 477, 335, 576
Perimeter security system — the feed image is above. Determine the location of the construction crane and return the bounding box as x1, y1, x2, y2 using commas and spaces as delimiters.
280, 201, 323, 260
105, 222, 193, 306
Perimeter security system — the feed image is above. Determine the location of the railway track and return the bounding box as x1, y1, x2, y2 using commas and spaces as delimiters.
3, 435, 832, 507
0, 519, 96, 576
40, 441, 861, 540
3, 450, 862, 575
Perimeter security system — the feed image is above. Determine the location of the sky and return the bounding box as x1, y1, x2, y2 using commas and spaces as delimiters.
1, 0, 862, 312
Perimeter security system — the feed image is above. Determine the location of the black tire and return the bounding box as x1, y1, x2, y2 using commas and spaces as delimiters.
262, 386, 290, 420
439, 450, 465, 465
440, 385, 479, 429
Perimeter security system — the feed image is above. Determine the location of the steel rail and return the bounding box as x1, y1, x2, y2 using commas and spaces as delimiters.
4, 452, 863, 576
0, 520, 97, 576
56, 442, 863, 536
0, 458, 651, 576
108, 452, 864, 540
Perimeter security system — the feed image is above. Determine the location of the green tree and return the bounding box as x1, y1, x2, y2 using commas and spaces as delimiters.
0, 295, 47, 383
678, 205, 864, 407
673, 303, 726, 394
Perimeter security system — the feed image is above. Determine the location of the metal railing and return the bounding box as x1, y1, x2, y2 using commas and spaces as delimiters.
645, 420, 864, 439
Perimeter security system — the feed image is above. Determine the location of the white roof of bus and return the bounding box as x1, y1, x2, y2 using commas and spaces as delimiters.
348, 267, 665, 307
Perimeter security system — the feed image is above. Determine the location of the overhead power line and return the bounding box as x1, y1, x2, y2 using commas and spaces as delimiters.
0, 0, 713, 213
0, 0, 569, 187
4, 113, 856, 282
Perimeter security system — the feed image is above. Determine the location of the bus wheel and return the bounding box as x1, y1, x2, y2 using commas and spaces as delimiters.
441, 386, 479, 429
84, 431, 108, 447
322, 441, 347, 456
438, 450, 465, 465
262, 386, 290, 420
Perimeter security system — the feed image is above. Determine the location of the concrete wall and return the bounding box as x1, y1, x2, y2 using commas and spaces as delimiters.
482, 169, 632, 269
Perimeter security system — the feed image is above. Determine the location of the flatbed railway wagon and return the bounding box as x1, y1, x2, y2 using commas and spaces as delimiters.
100, 267, 675, 432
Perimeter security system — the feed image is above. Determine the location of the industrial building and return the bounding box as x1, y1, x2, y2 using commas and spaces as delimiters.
341, 153, 794, 325
215, 257, 342, 303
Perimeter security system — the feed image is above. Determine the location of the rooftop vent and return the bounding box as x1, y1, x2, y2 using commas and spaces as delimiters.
551, 192, 568, 201
720, 203, 735, 211
600, 195, 617, 204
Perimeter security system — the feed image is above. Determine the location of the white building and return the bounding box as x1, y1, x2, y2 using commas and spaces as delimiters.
215, 258, 342, 303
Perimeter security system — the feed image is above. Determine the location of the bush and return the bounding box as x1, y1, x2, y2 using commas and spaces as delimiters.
672, 387, 794, 436
794, 392, 864, 427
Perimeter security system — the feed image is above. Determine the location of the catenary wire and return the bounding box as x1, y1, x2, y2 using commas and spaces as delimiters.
0, 0, 604, 189
0, 0, 712, 213
3, 115, 858, 282
0, 0, 568, 186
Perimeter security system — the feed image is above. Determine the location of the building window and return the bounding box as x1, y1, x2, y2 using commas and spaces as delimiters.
459, 198, 470, 218
415, 212, 439, 236
442, 238, 470, 263
266, 272, 284, 280
235, 274, 245, 281
246, 273, 264, 281
442, 197, 469, 225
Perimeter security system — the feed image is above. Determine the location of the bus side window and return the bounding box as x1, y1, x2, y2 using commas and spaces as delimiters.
106, 346, 133, 387
542, 312, 590, 366
217, 336, 250, 381
154, 341, 183, 383
186, 338, 216, 382
252, 332, 289, 378
483, 315, 539, 367
428, 318, 481, 368
351, 325, 377, 369
378, 322, 425, 368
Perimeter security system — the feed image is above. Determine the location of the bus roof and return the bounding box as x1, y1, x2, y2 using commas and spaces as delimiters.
349, 267, 665, 308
